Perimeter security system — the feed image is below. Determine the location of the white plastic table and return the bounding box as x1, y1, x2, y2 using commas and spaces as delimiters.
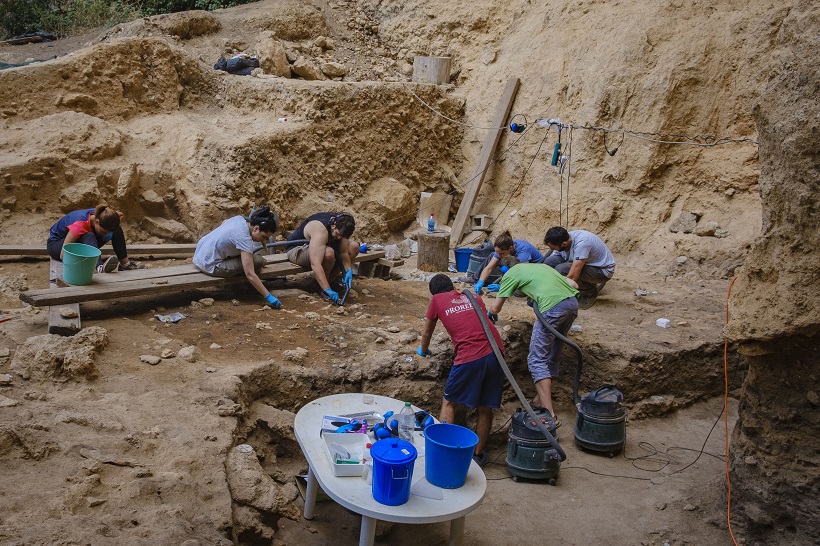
294, 393, 486, 546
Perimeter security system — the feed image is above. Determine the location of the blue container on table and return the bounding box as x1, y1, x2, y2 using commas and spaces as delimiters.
425, 423, 478, 489
371, 439, 417, 506
453, 248, 473, 272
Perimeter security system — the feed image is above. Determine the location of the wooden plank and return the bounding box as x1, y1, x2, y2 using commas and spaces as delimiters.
89, 254, 291, 285
23, 264, 304, 306
21, 251, 386, 307
1, 36, 46, 45
48, 258, 81, 336
0, 244, 198, 257
449, 78, 520, 246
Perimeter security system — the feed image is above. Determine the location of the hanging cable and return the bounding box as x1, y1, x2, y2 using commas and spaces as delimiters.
603, 129, 625, 156
401, 82, 510, 130
565, 127, 573, 227
366, 124, 534, 230
490, 128, 551, 229
549, 121, 758, 147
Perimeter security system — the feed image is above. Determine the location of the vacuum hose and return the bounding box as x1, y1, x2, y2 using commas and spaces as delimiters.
531, 301, 583, 406
464, 291, 567, 461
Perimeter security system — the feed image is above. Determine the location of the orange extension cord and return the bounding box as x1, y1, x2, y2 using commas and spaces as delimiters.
725, 275, 739, 545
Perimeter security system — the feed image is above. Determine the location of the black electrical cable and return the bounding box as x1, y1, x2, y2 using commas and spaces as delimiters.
490, 414, 512, 435
564, 123, 758, 147
603, 129, 625, 156
561, 466, 653, 482
491, 127, 551, 230
375, 123, 533, 229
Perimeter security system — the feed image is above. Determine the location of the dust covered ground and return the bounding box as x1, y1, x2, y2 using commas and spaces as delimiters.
0, 254, 742, 545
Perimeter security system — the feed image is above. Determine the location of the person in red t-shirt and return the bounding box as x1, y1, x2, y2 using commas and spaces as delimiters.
418, 274, 505, 467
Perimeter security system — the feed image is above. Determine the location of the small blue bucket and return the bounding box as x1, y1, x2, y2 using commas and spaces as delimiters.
62, 243, 101, 286
371, 439, 417, 506
453, 248, 473, 272
425, 423, 478, 489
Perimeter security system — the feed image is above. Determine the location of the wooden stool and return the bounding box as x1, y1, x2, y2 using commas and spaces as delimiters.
417, 230, 450, 272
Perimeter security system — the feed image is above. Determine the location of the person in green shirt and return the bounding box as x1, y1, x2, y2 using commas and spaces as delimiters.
487, 256, 579, 425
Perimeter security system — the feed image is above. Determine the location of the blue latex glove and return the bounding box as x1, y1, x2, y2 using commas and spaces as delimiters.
416, 346, 431, 357
473, 280, 485, 294
488, 312, 498, 323
324, 288, 339, 303
342, 269, 353, 289
487, 283, 500, 293
265, 293, 281, 309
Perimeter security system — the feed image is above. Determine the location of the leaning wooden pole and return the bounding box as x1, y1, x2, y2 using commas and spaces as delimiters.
450, 78, 520, 246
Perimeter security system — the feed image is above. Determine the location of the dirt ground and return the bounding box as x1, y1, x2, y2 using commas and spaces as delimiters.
0, 253, 741, 545
1, 0, 815, 543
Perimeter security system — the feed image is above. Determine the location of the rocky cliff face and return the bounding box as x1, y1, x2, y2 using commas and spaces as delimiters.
725, 5, 819, 544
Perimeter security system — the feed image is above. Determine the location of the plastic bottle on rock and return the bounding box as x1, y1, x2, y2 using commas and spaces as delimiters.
398, 402, 415, 443
427, 214, 435, 232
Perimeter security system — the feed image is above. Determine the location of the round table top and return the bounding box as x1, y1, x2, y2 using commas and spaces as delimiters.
294, 393, 487, 524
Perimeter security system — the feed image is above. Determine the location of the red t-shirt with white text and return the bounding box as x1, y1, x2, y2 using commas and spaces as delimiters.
425, 290, 504, 365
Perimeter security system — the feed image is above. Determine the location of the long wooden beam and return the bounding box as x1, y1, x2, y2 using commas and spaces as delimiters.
20, 251, 385, 307
449, 78, 520, 246
0, 244, 198, 257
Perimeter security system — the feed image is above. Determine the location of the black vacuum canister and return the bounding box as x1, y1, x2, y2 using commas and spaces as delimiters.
574, 384, 626, 457
506, 407, 561, 484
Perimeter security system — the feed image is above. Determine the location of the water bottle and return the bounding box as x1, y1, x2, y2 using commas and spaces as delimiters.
427, 214, 435, 232
398, 402, 415, 443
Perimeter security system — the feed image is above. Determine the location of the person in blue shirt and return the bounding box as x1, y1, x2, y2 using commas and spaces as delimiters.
47, 204, 146, 273
471, 231, 545, 294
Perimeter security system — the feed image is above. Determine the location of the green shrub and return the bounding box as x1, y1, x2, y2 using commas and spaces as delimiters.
0, 0, 142, 39
0, 0, 50, 38
142, 0, 256, 16
0, 0, 255, 40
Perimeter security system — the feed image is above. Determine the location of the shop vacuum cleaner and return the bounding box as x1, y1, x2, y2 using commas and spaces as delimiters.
466, 292, 626, 485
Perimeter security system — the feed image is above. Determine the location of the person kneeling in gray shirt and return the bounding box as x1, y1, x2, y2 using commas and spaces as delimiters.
543, 227, 615, 309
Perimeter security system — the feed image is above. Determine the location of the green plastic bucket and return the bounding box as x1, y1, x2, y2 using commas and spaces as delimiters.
62, 243, 101, 286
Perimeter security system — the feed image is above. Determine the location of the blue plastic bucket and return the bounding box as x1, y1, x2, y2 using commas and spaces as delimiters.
453, 248, 473, 272
62, 243, 101, 286
425, 423, 478, 488
371, 439, 417, 506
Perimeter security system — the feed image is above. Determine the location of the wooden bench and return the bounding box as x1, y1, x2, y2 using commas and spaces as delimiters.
22, 251, 394, 335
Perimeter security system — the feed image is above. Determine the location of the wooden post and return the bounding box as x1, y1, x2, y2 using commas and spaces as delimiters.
450, 78, 520, 246
417, 231, 451, 272
412, 57, 451, 85
48, 258, 81, 336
